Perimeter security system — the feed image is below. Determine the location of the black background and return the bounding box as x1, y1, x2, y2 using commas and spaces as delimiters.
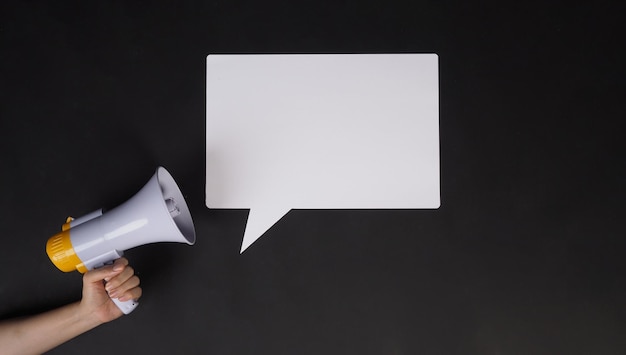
1, 1, 625, 354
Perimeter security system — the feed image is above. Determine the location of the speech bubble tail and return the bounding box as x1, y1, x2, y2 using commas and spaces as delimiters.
240, 208, 291, 254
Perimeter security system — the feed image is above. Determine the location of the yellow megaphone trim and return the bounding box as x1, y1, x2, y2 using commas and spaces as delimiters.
46, 230, 86, 273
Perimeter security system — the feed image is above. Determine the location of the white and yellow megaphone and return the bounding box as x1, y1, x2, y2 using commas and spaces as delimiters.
46, 166, 196, 314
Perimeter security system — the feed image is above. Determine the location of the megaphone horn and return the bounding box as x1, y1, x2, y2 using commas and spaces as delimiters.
46, 166, 196, 314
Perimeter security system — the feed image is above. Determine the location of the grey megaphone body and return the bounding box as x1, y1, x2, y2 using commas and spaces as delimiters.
46, 166, 196, 314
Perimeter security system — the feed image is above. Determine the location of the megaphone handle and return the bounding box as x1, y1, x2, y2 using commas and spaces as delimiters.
94, 256, 139, 315
111, 297, 139, 314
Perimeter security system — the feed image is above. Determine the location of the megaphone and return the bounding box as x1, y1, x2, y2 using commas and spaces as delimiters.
46, 166, 196, 314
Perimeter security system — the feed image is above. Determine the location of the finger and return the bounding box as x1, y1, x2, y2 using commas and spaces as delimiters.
83, 262, 124, 284
108, 276, 140, 299
82, 257, 129, 284
104, 265, 135, 292
102, 258, 131, 283
118, 286, 142, 302
112, 257, 129, 272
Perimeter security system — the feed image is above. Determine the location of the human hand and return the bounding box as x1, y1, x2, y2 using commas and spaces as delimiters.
78, 257, 142, 324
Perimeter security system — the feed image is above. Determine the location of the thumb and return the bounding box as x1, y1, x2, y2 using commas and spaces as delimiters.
82, 257, 129, 284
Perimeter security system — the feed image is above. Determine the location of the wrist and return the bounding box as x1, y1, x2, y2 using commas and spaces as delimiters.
75, 301, 106, 329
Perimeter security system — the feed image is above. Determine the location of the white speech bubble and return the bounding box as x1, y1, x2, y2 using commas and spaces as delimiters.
206, 54, 440, 253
